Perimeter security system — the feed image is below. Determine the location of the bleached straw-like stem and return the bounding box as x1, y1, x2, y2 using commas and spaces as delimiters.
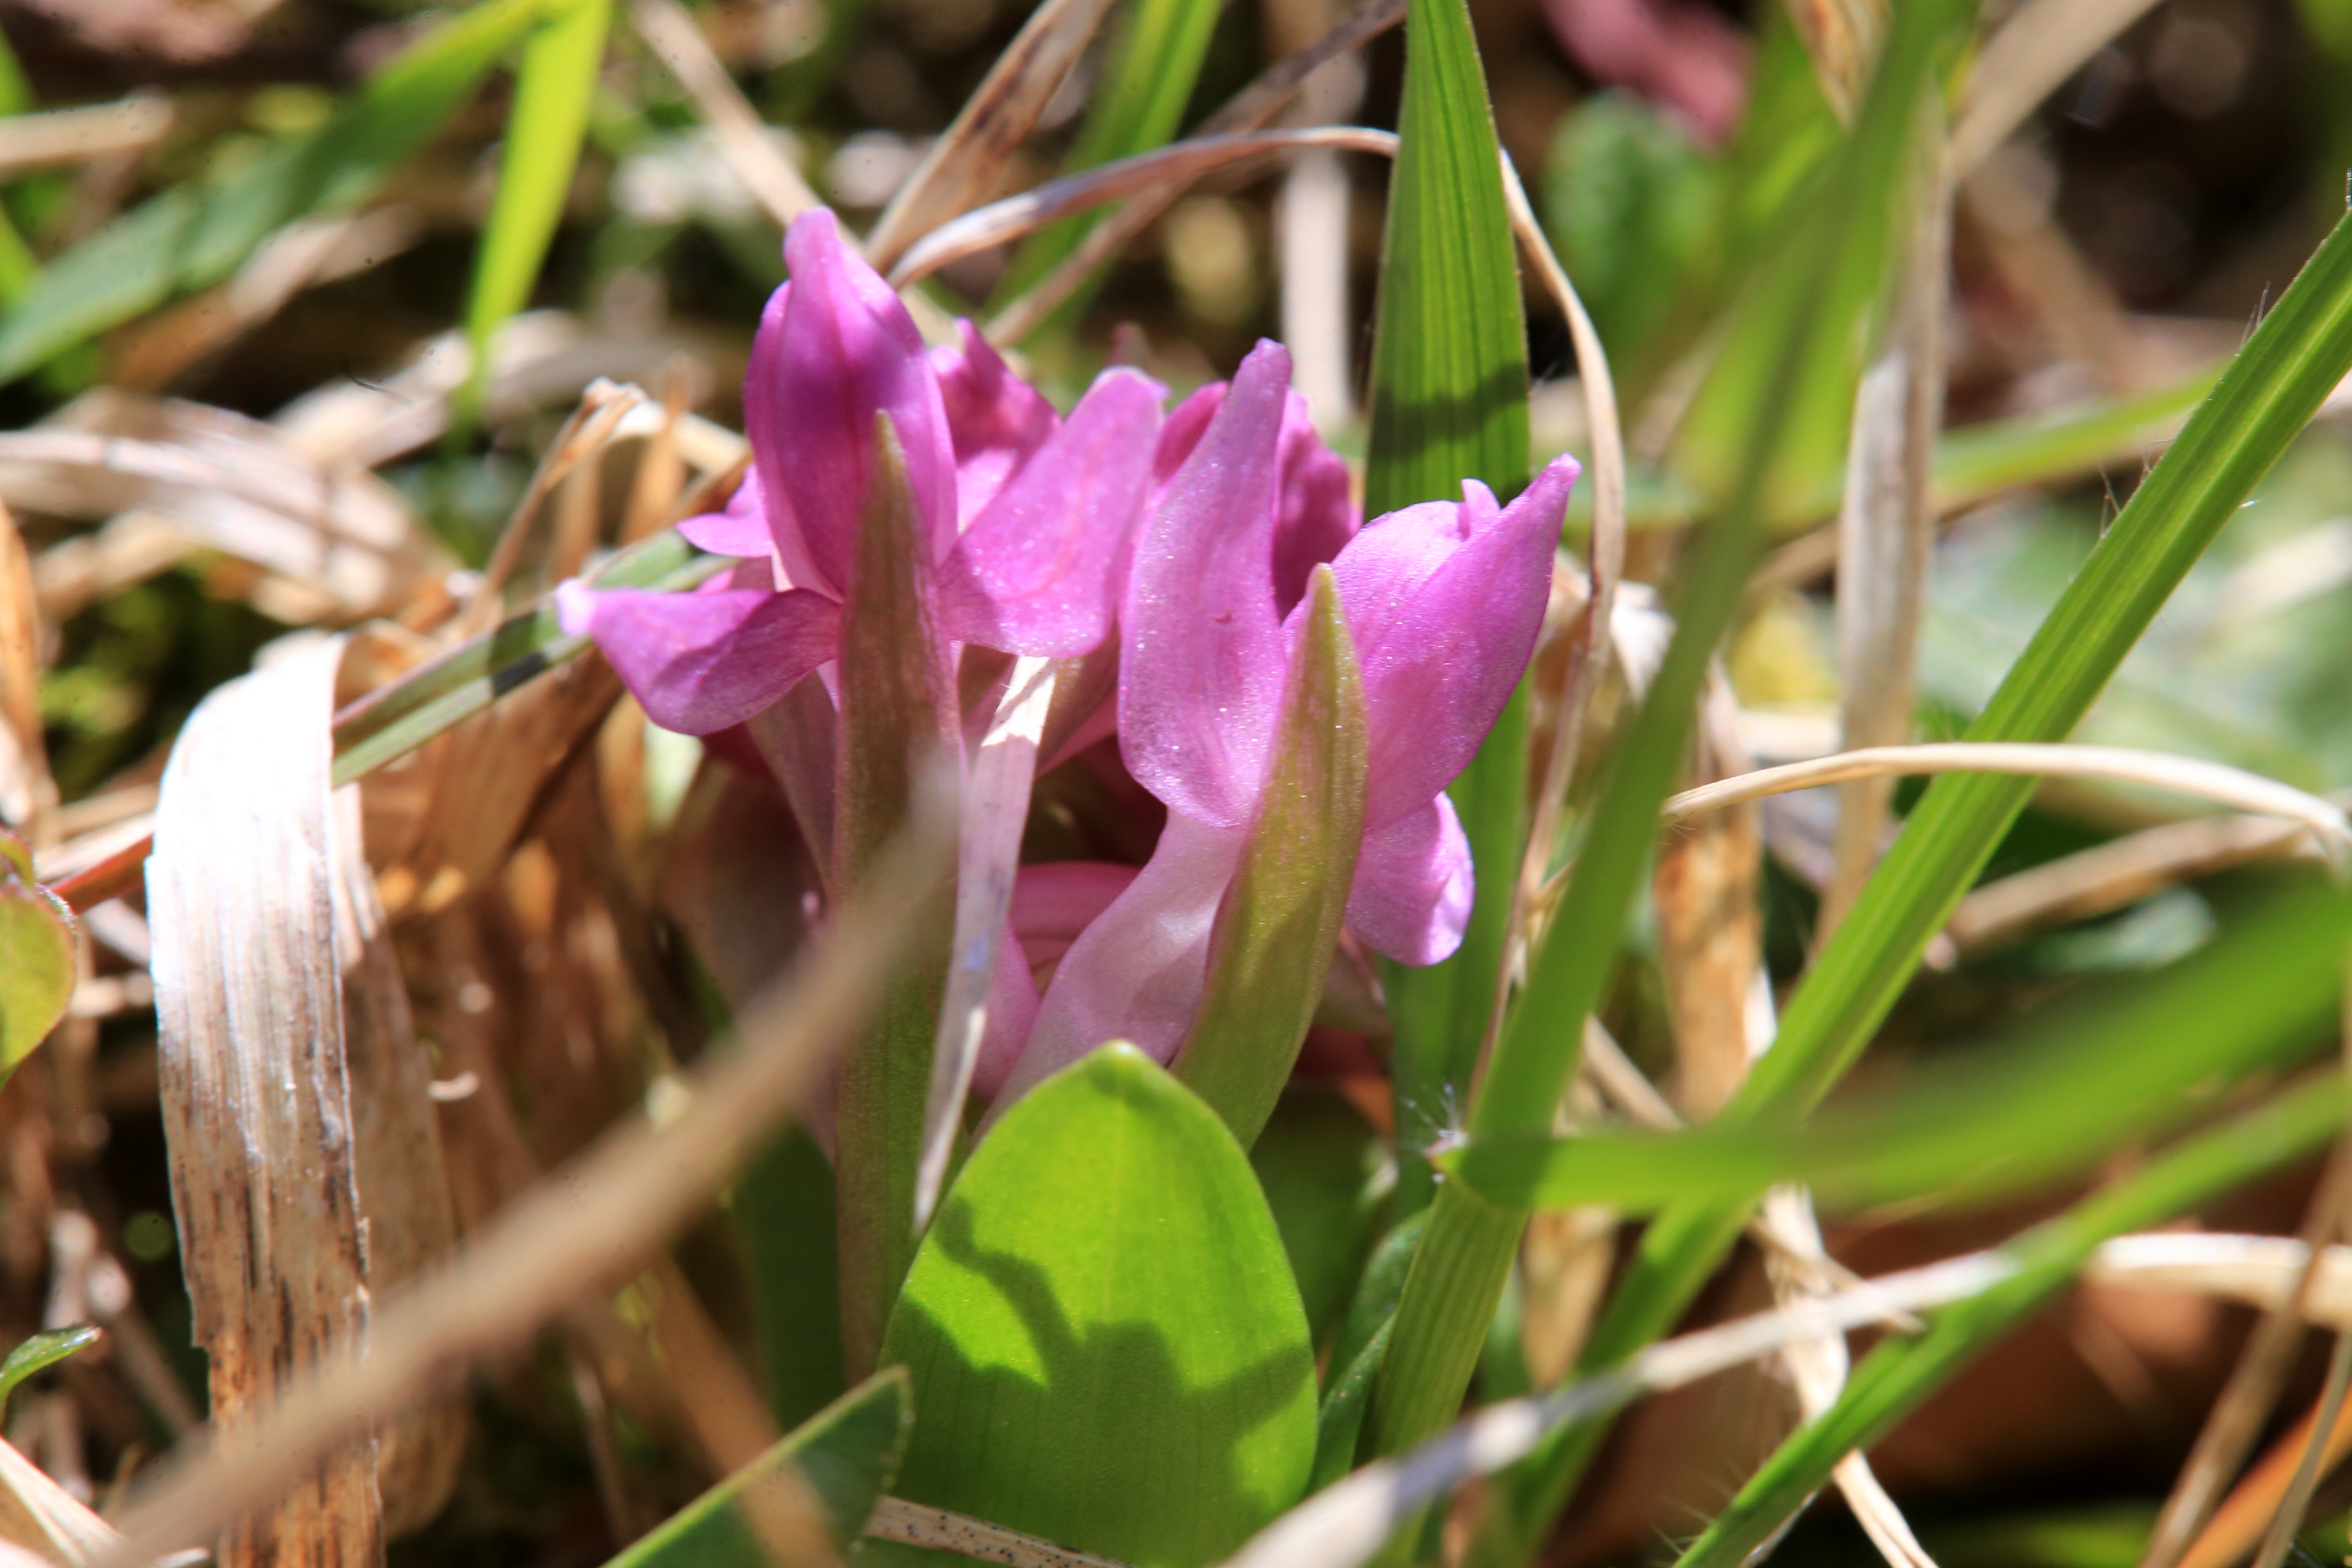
95, 794, 956, 1568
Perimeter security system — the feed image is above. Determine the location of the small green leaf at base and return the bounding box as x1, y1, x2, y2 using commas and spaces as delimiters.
0, 831, 74, 1074
604, 1367, 912, 1568
882, 1043, 1317, 1568
0, 1326, 98, 1422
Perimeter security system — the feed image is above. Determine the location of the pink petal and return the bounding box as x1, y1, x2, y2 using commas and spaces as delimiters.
1345, 793, 1473, 965
933, 321, 1059, 527
937, 369, 1163, 658
1329, 454, 1580, 829
557, 579, 840, 736
1119, 340, 1293, 830
742, 288, 836, 596
1271, 390, 1359, 616
1010, 861, 1140, 967
986, 814, 1246, 1117
677, 469, 773, 559
1153, 381, 1358, 617
762, 210, 958, 594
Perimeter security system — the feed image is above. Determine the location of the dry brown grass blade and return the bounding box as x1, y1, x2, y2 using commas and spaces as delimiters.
983, 0, 1405, 344
862, 0, 1120, 273
1950, 0, 2170, 176
867, 1498, 1137, 1568
1782, 0, 1885, 123
1824, 102, 1950, 934
0, 97, 173, 179
629, 0, 824, 231
329, 780, 467, 1536
97, 787, 955, 1568
1662, 743, 2352, 871
0, 1437, 121, 1566
0, 498, 53, 843
889, 129, 1399, 289
467, 379, 647, 629
147, 635, 384, 1568
2176, 1377, 2352, 1568
1649, 672, 1759, 1120
1944, 812, 2320, 956
0, 393, 446, 622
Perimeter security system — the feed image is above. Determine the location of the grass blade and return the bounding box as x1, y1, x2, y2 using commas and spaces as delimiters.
462, 0, 613, 419
1359, 0, 1529, 1223
0, 0, 545, 383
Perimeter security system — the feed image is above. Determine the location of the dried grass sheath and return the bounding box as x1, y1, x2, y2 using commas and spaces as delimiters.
148, 637, 383, 1568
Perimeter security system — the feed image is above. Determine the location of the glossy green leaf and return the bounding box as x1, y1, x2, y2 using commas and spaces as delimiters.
1441, 879, 2352, 1214
604, 1367, 911, 1568
0, 1325, 98, 1422
1372, 0, 1974, 1475
1486, 139, 2352, 1568
0, 0, 546, 383
1672, 1069, 2352, 1568
1363, 0, 1531, 1224
990, 0, 1222, 328
833, 419, 958, 1377
0, 831, 74, 1075
881, 1044, 1317, 1568
1175, 567, 1368, 1146
462, 0, 613, 417
1251, 1090, 1390, 1353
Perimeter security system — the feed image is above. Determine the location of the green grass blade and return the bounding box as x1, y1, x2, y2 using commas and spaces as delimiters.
1672, 1068, 2352, 1568
1358, 0, 1529, 1221
462, 0, 612, 419
0, 1325, 97, 1423
989, 0, 1222, 328
0, 0, 544, 383
329, 529, 722, 785
1365, 0, 1969, 1471
605, 1368, 911, 1566
1440, 879, 2352, 1214
1485, 180, 2352, 1568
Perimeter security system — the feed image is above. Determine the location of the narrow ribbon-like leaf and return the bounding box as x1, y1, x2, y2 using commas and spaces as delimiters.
1671, 1069, 2352, 1568
1174, 567, 1368, 1146
604, 1368, 912, 1568
0, 0, 546, 382
461, 0, 613, 418
0, 1326, 97, 1424
833, 416, 959, 1377
1439, 879, 2352, 1215
882, 1044, 1317, 1568
0, 829, 73, 1076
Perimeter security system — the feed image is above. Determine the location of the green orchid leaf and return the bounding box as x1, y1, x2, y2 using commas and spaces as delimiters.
604, 1367, 911, 1568
0, 0, 547, 383
462, 0, 614, 418
1175, 567, 1368, 1146
0, 1325, 99, 1422
734, 1127, 846, 1432
833, 416, 960, 1377
881, 1044, 1317, 1568
0, 830, 74, 1075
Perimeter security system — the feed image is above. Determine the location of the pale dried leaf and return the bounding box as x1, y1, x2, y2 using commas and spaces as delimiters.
0, 1435, 120, 1567
147, 635, 383, 1568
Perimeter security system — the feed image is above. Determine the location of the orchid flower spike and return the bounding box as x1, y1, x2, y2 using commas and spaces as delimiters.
557, 208, 1166, 739
991, 340, 1580, 1106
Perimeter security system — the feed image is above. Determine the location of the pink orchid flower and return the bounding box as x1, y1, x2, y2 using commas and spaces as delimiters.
988, 340, 1580, 1107
557, 208, 1165, 737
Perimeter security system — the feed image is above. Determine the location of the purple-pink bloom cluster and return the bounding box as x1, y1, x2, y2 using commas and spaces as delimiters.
561, 209, 1578, 1111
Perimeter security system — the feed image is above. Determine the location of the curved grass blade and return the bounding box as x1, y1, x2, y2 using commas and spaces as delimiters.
1671, 1070, 2352, 1568
1440, 879, 2352, 1215
1487, 175, 2352, 1568
461, 0, 613, 421
0, 1326, 98, 1424
0, 0, 546, 383
1366, 0, 1971, 1472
